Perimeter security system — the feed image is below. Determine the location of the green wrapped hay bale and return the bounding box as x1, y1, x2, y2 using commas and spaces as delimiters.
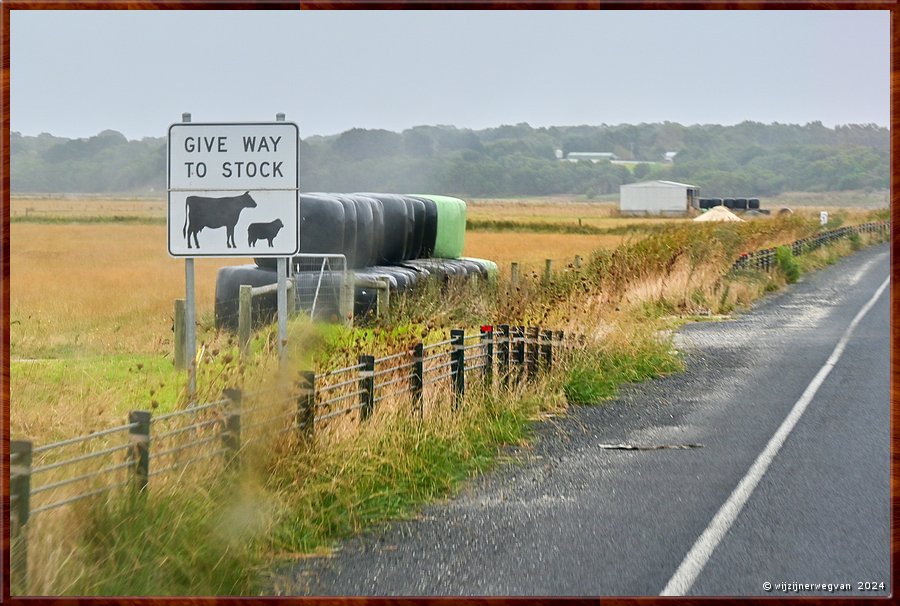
461, 257, 499, 282
409, 194, 466, 258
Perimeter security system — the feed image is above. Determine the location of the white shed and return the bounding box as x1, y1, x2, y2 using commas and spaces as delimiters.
619, 180, 700, 216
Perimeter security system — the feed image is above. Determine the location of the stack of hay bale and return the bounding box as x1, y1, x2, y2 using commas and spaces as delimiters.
215, 194, 497, 328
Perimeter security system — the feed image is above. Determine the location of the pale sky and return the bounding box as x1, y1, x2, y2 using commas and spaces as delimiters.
10, 10, 890, 140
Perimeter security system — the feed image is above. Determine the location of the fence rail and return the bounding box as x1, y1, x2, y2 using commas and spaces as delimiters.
730, 221, 888, 273
9, 322, 583, 592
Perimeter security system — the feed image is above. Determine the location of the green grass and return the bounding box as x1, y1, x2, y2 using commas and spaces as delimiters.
71, 484, 266, 595
563, 335, 682, 405
11, 354, 180, 409
776, 246, 801, 284
264, 389, 546, 556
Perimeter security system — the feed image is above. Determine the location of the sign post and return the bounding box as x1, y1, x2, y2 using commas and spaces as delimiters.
275, 113, 288, 363
182, 113, 197, 400
168, 116, 300, 384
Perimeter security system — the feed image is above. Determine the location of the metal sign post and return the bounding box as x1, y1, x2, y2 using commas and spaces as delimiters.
275, 113, 288, 363
182, 112, 197, 401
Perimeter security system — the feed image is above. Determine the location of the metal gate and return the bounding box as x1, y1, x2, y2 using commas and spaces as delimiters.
290, 253, 352, 323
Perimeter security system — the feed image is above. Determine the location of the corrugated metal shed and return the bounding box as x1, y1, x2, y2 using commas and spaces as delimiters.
619, 180, 700, 216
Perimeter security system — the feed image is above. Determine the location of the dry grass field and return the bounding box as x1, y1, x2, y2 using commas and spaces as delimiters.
766, 189, 889, 209
9, 194, 880, 361
9, 194, 882, 439
467, 196, 679, 229
463, 231, 634, 270
8, 196, 642, 440
9, 195, 656, 361
10, 223, 241, 358
10, 195, 166, 218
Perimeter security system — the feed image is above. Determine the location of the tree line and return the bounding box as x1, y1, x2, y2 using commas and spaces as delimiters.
11, 121, 888, 198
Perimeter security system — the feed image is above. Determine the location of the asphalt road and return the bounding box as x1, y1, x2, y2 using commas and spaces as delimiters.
275, 242, 890, 597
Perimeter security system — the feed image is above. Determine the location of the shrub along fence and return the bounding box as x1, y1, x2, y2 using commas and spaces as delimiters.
731, 221, 888, 272
9, 324, 576, 593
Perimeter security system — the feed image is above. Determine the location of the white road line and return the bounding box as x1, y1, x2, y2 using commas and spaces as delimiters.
660, 275, 890, 596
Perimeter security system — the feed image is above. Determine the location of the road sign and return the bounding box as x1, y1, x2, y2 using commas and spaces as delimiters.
168, 122, 299, 257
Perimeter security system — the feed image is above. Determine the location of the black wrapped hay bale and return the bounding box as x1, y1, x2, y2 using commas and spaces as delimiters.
409, 196, 439, 257
215, 264, 278, 330
329, 194, 359, 269
215, 264, 347, 329
256, 193, 346, 271
356, 193, 410, 264
349, 194, 378, 268
403, 196, 426, 260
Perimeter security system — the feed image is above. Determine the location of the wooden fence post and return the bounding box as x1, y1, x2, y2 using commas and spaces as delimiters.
514, 326, 526, 384
451, 329, 465, 406
174, 299, 186, 370
238, 285, 252, 360
10, 440, 32, 595
376, 279, 390, 318
297, 371, 316, 442
498, 324, 511, 387
359, 355, 375, 420
412, 342, 424, 417
544, 259, 553, 283
510, 262, 519, 285
222, 388, 242, 470
541, 329, 553, 371
480, 325, 494, 388
286, 278, 296, 318
341, 269, 355, 326
526, 326, 540, 379
128, 411, 151, 494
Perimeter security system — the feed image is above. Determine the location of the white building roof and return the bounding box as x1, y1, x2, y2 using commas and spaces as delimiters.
567, 152, 617, 159
621, 180, 698, 189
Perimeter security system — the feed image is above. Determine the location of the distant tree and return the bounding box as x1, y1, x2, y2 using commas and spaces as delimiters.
333, 128, 403, 161
9, 121, 889, 196
633, 163, 651, 180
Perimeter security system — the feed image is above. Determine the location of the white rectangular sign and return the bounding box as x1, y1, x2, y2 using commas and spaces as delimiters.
167, 122, 299, 257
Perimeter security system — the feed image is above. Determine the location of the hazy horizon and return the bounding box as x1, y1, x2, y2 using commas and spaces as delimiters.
11, 118, 891, 144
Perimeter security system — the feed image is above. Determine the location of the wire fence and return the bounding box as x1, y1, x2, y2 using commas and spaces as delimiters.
730, 221, 889, 272
8, 323, 582, 593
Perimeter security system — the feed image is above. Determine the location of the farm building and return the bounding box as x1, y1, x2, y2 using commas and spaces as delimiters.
619, 180, 700, 216
566, 152, 618, 163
